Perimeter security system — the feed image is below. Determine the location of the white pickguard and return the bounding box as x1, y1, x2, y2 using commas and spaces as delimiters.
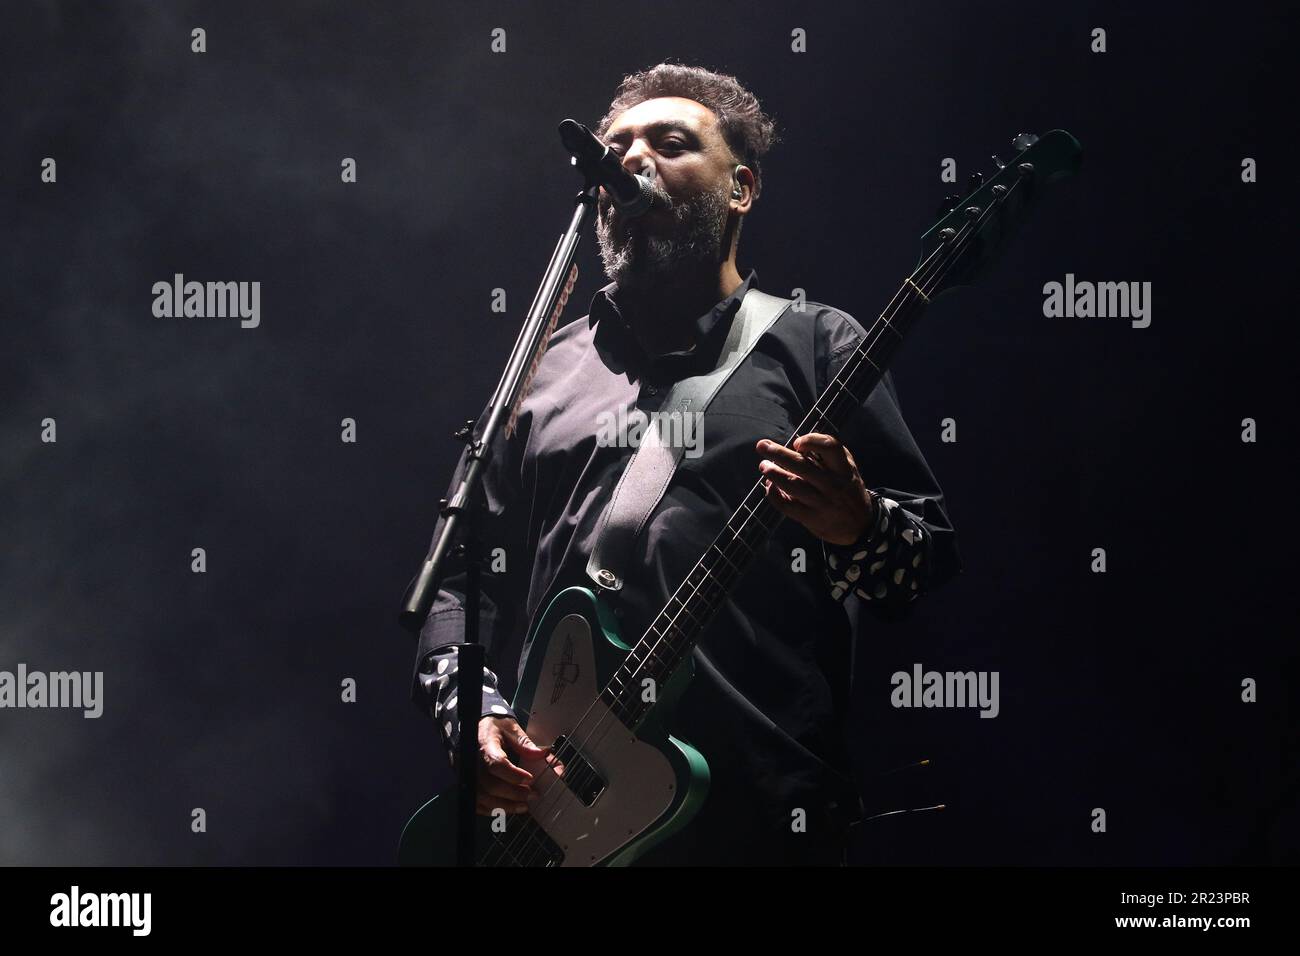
516, 613, 678, 866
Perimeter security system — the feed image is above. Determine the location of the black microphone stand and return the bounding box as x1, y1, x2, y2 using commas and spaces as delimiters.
399, 123, 609, 867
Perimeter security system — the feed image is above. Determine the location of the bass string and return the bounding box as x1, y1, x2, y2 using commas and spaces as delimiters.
483, 206, 984, 867
481, 238, 950, 868
484, 169, 1031, 866
486, 207, 980, 867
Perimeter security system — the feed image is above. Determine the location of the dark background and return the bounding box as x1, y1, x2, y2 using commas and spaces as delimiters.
1, 0, 1294, 865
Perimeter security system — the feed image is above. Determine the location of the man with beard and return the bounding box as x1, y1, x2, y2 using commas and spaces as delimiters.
409, 62, 962, 865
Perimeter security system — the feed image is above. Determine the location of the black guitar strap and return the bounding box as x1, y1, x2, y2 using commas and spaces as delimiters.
583, 285, 865, 840
584, 287, 792, 592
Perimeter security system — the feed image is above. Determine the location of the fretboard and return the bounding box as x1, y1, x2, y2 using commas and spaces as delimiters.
598, 274, 933, 729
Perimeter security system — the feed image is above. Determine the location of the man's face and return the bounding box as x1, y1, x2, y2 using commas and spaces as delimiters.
594, 96, 740, 291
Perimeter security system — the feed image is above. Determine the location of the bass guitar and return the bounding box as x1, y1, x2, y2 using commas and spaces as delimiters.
400, 129, 1082, 866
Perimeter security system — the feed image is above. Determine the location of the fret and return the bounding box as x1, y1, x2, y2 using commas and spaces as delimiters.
669, 591, 711, 629
749, 502, 779, 535
681, 574, 712, 613
600, 265, 942, 735
665, 601, 708, 639
667, 593, 705, 629
646, 624, 675, 649
733, 515, 759, 554
846, 354, 880, 394
686, 562, 710, 584
837, 354, 875, 392
855, 341, 887, 374
656, 633, 683, 659
729, 523, 758, 554
854, 348, 882, 376
695, 561, 725, 592
818, 389, 857, 428
734, 508, 762, 540
645, 620, 680, 652
877, 311, 905, 340
728, 506, 751, 536
613, 696, 637, 725
708, 541, 742, 576
680, 586, 716, 620
807, 399, 830, 427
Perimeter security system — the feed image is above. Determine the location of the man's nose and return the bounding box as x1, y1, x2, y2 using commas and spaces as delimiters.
621, 144, 656, 182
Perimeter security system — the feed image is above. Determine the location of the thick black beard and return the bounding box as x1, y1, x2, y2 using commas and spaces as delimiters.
596, 183, 731, 295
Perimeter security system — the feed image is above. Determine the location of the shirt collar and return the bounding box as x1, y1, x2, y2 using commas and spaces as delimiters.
588, 268, 760, 370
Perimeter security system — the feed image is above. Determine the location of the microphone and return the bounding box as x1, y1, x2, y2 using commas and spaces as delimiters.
558, 118, 657, 217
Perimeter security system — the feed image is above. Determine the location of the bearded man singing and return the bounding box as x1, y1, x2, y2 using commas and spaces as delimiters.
409, 62, 963, 866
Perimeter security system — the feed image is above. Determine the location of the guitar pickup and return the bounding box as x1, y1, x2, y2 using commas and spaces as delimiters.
551, 734, 606, 807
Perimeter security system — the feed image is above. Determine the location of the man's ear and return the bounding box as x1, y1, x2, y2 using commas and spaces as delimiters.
731, 164, 755, 210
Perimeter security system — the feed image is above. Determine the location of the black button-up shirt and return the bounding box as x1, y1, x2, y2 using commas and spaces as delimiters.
410, 268, 962, 864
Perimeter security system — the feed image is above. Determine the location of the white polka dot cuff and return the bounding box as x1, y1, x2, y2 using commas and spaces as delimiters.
823, 493, 929, 608
417, 646, 516, 767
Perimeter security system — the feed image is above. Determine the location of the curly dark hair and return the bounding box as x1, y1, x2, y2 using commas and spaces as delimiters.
594, 62, 780, 203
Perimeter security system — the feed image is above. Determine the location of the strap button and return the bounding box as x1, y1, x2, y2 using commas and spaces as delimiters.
596, 568, 618, 589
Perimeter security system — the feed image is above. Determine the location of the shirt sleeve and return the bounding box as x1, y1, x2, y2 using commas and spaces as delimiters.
406, 403, 528, 765
420, 647, 517, 768
822, 490, 932, 613
813, 305, 963, 621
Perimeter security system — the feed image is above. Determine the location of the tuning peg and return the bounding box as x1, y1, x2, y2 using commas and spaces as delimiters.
966, 171, 984, 191
935, 193, 962, 217
990, 154, 1006, 170
1011, 132, 1039, 152
453, 418, 475, 442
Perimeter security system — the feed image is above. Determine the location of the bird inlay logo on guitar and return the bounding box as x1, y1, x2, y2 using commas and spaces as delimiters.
550, 637, 581, 705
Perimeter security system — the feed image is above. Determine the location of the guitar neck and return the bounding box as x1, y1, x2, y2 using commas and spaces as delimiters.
598, 272, 933, 729
591, 130, 1074, 727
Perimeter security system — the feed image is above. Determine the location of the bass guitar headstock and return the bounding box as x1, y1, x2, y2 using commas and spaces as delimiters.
917, 130, 1082, 299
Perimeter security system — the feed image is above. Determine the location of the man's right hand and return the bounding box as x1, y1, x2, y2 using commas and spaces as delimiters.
473, 716, 565, 816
